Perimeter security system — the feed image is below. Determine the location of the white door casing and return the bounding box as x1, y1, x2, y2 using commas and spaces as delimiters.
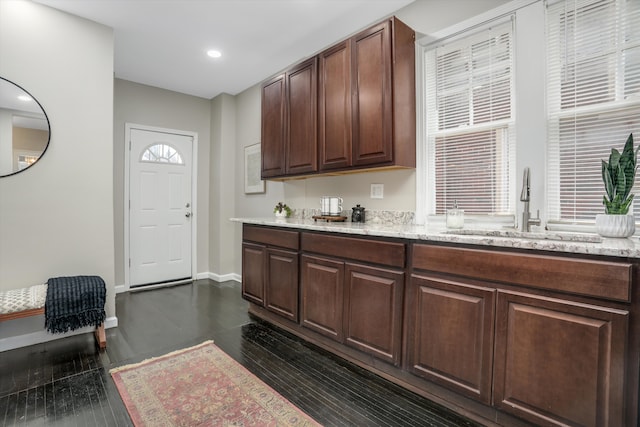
128, 127, 194, 287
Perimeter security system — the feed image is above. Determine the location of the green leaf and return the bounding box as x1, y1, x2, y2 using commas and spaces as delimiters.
619, 194, 635, 215
621, 134, 637, 199
609, 148, 621, 170
602, 160, 615, 200
601, 133, 638, 214
617, 165, 627, 199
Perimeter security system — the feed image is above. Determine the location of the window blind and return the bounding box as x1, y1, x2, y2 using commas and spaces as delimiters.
547, 0, 640, 224
425, 19, 515, 217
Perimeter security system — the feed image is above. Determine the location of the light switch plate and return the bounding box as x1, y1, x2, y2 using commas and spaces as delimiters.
371, 183, 384, 199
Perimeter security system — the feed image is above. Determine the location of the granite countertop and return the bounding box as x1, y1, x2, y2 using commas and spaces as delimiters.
231, 217, 640, 259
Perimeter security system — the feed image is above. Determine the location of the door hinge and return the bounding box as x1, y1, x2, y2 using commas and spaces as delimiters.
129, 258, 131, 267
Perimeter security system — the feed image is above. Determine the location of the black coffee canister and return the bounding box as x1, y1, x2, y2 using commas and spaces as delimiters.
351, 204, 365, 223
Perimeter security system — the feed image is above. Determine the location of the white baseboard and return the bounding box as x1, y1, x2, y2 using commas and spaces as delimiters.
0, 316, 118, 352
197, 272, 241, 283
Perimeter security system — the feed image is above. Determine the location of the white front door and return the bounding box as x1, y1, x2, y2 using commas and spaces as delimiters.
129, 128, 193, 287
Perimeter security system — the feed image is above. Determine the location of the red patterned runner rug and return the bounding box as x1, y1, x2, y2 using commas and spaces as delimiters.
110, 340, 321, 426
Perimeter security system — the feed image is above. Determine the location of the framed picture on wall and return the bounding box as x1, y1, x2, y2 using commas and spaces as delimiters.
244, 143, 265, 194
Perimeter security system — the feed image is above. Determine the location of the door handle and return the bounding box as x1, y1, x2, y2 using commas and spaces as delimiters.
185, 212, 191, 218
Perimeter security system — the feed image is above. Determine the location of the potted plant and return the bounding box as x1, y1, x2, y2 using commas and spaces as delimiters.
273, 202, 292, 218
596, 133, 638, 237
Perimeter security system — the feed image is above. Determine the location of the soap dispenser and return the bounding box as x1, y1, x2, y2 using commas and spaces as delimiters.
446, 200, 464, 229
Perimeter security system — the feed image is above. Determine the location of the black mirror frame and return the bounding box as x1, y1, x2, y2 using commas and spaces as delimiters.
0, 76, 51, 178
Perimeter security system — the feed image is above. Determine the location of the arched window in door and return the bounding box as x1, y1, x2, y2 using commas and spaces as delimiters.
140, 143, 184, 164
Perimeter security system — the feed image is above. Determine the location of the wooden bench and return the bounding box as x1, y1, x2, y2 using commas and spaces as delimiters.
0, 284, 106, 349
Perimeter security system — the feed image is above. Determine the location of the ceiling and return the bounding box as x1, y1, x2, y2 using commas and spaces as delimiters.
33, 0, 415, 99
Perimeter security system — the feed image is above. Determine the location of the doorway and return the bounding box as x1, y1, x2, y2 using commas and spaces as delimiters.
125, 124, 197, 288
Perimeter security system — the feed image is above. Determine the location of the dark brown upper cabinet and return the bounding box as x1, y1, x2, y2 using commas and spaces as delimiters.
261, 74, 286, 178
261, 58, 318, 179
286, 58, 318, 176
262, 16, 416, 179
319, 40, 352, 171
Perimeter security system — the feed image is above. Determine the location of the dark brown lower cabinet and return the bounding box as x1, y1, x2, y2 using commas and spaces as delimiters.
344, 263, 404, 365
493, 290, 628, 427
300, 253, 404, 366
264, 248, 298, 321
409, 243, 635, 426
242, 242, 265, 305
300, 254, 344, 341
242, 243, 299, 322
242, 225, 300, 322
243, 229, 639, 427
406, 274, 495, 404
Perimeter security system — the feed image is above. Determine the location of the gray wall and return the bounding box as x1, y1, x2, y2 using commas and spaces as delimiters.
210, 93, 239, 279
0, 1, 115, 343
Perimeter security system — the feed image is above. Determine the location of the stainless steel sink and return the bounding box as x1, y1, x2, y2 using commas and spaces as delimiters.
442, 228, 603, 243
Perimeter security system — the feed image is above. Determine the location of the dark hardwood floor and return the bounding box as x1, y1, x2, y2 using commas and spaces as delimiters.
0, 280, 481, 426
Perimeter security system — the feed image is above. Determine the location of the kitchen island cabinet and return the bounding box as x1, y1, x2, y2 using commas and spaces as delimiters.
239, 222, 640, 427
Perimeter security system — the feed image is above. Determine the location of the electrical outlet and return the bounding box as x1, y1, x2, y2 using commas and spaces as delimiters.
370, 183, 384, 199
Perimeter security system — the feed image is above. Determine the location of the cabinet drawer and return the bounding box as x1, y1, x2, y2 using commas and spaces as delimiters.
302, 232, 405, 268
243, 224, 299, 250
412, 244, 632, 302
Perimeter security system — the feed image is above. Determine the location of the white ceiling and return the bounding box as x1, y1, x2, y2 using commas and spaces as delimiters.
33, 0, 415, 99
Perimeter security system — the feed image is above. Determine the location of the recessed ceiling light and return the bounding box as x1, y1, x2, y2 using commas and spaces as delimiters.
207, 50, 222, 58
17, 95, 32, 102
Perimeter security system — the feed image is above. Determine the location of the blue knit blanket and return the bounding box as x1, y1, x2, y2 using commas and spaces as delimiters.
45, 275, 106, 334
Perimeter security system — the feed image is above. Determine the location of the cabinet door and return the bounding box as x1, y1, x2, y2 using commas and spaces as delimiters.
261, 74, 286, 178
241, 242, 265, 305
300, 255, 344, 341
494, 291, 628, 427
344, 263, 404, 365
286, 58, 317, 175
319, 40, 352, 171
407, 275, 496, 404
352, 20, 393, 167
265, 248, 299, 322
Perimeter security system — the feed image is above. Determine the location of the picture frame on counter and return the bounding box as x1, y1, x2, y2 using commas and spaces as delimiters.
244, 143, 265, 194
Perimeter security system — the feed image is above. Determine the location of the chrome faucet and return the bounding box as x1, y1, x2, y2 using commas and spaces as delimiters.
520, 167, 541, 232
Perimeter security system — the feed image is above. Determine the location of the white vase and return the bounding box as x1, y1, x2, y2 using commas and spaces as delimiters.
595, 214, 636, 238
275, 210, 287, 218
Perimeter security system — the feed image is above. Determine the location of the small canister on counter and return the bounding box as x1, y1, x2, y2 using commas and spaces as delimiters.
351, 204, 366, 223
446, 200, 464, 229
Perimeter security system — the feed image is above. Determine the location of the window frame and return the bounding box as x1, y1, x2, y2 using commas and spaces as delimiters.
545, 0, 640, 230
417, 13, 519, 227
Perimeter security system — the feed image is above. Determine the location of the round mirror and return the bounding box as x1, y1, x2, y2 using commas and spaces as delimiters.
0, 77, 50, 177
